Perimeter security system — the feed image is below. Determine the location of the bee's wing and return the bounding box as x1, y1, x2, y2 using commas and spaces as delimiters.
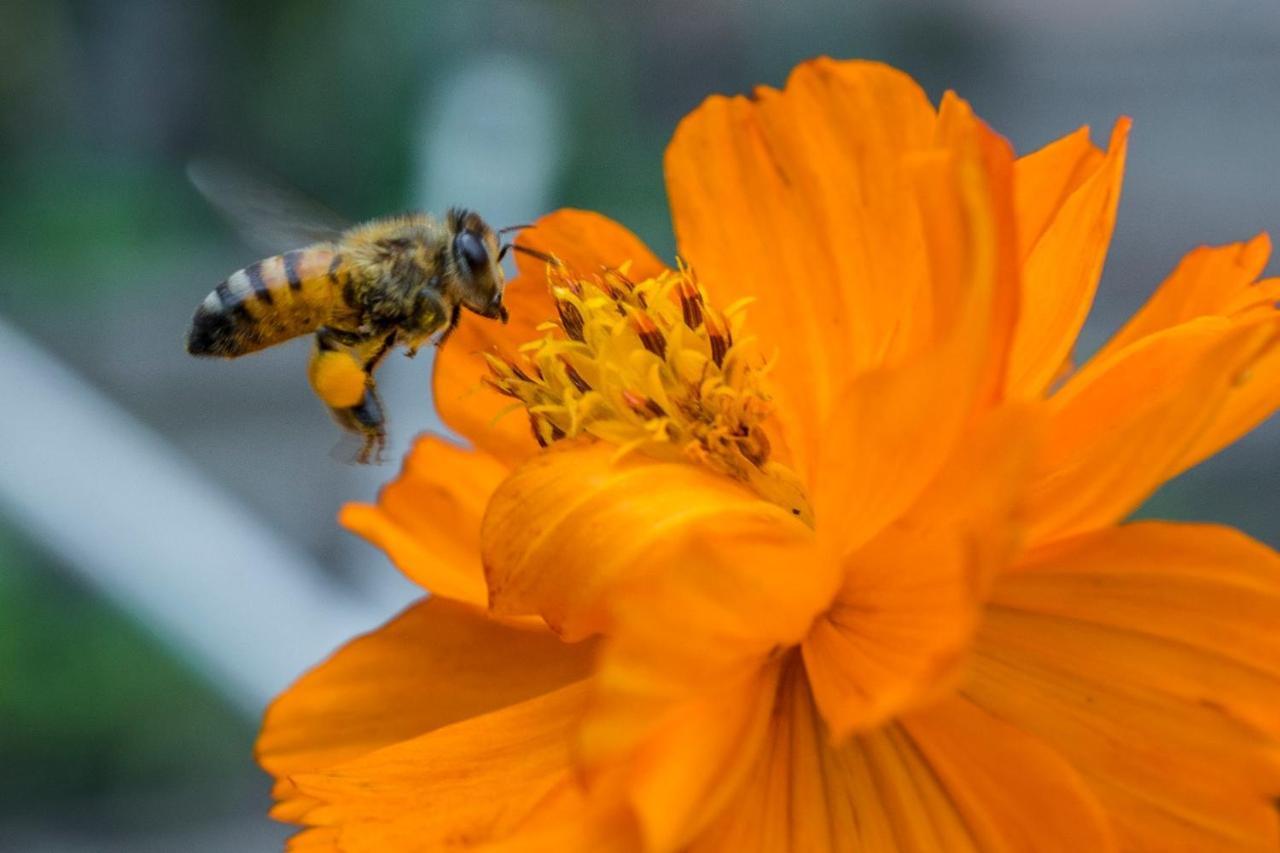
187, 158, 353, 254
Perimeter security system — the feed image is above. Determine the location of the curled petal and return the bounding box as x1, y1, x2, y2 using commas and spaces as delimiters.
481, 444, 842, 850
481, 443, 831, 644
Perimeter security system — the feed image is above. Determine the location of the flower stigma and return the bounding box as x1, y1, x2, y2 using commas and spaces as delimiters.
484, 259, 814, 525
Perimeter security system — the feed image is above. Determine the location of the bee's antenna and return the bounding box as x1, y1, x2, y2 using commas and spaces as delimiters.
497, 223, 535, 236
510, 244, 560, 266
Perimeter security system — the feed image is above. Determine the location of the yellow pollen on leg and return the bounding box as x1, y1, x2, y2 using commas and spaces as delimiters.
484, 260, 813, 524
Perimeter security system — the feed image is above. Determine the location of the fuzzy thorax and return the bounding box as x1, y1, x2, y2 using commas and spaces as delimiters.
485, 261, 813, 523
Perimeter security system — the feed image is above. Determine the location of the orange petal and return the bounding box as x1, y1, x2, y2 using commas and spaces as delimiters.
433, 209, 664, 466
578, 414, 1031, 845
1024, 315, 1280, 546
809, 350, 973, 556
285, 827, 339, 852
1097, 233, 1274, 359
666, 59, 950, 483
1013, 125, 1105, 257
692, 660, 1110, 852
605, 659, 784, 852
481, 442, 832, 643
803, 525, 983, 740
339, 435, 506, 605
930, 91, 1023, 407
970, 522, 1280, 850
257, 597, 594, 823
694, 670, 976, 851
291, 682, 601, 850
811, 94, 1020, 547
803, 405, 1042, 737
577, 528, 831, 765
1090, 234, 1280, 472
1006, 119, 1130, 398
482, 445, 841, 850
1181, 328, 1280, 471
472, 770, 640, 853
901, 695, 1115, 851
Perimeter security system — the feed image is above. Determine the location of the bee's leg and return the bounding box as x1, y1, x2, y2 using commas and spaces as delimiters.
345, 383, 386, 464
315, 325, 366, 346
363, 332, 396, 372
309, 329, 388, 463
433, 303, 463, 349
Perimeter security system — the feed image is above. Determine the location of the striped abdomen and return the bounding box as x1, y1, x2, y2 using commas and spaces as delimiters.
187, 246, 344, 357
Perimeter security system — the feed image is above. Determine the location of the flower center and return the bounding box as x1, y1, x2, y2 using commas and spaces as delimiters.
484, 260, 813, 524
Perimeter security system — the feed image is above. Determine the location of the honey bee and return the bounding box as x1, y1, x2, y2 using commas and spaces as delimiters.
185, 162, 526, 462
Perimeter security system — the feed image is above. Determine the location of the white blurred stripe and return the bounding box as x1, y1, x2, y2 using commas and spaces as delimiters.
0, 315, 388, 713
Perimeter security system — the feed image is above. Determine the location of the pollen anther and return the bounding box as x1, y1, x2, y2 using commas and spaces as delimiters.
486, 260, 808, 518
556, 299, 586, 341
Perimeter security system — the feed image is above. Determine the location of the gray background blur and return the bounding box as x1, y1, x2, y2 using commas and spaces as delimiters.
1, 1, 1276, 850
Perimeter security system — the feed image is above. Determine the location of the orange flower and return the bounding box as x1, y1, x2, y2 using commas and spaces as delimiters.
258, 59, 1280, 851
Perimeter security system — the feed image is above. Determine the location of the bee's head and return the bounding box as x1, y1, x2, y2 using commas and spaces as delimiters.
446, 208, 508, 323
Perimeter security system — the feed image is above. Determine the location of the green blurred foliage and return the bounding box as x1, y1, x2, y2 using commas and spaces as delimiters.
0, 527, 254, 824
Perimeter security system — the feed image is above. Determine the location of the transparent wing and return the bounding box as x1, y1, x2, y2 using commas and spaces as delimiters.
187, 158, 353, 254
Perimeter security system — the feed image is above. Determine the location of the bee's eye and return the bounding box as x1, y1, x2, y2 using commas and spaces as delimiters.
454, 230, 489, 273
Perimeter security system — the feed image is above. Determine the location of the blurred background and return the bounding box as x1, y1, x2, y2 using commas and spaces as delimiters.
1, 0, 1276, 849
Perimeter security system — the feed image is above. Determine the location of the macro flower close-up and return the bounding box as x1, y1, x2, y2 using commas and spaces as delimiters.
256, 58, 1280, 851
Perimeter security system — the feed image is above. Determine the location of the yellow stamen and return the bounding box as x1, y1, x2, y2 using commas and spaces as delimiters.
487, 260, 813, 523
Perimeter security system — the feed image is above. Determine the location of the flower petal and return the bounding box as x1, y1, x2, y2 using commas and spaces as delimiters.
291, 683, 598, 850
285, 827, 339, 852
481, 442, 831, 643
1025, 315, 1280, 546
1005, 120, 1130, 397
665, 58, 945, 481
810, 93, 1020, 547
1091, 234, 1280, 472
803, 405, 1042, 737
340, 435, 506, 605
606, 659, 784, 852
1180, 330, 1280, 472
483, 445, 847, 850
1013, 126, 1105, 257
258, 597, 595, 823
803, 525, 983, 740
692, 661, 1111, 852
433, 209, 665, 465
1097, 233, 1274, 358
901, 695, 1116, 852
576, 531, 832, 768
969, 522, 1280, 850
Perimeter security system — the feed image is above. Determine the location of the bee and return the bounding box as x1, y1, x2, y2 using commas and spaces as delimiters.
185, 162, 527, 462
